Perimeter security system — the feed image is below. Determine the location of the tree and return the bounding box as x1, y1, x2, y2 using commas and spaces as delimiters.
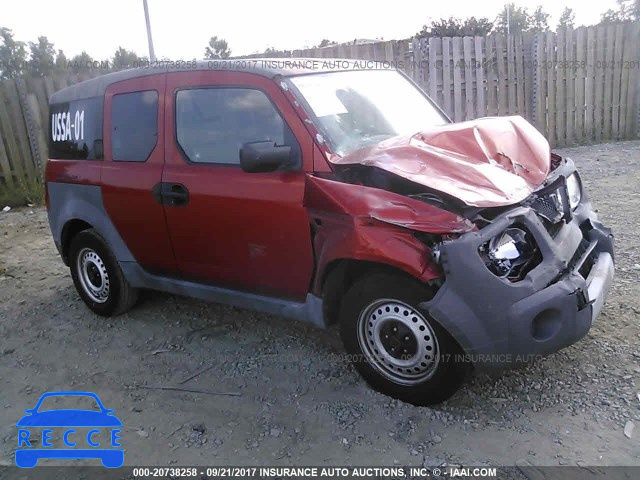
600, 0, 638, 23
557, 7, 575, 29
494, 4, 551, 34
112, 46, 147, 69
28, 36, 56, 76
55, 49, 67, 73
204, 36, 231, 59
262, 47, 291, 58
317, 39, 337, 48
530, 6, 550, 32
416, 16, 493, 38
494, 4, 530, 34
462, 17, 495, 36
600, 9, 621, 23
68, 51, 95, 74
0, 27, 27, 78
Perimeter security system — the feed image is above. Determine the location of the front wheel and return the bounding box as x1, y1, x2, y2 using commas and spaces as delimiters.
339, 273, 468, 406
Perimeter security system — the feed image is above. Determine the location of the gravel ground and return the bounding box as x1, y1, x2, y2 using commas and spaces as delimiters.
0, 141, 638, 470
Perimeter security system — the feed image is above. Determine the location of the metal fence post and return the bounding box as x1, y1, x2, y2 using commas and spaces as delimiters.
15, 77, 42, 181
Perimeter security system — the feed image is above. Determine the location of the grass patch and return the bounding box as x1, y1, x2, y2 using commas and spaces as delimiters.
0, 179, 44, 208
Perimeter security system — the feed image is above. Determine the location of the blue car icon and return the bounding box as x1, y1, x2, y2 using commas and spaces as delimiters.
16, 391, 123, 468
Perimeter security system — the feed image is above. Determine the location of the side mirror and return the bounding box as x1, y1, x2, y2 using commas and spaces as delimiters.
240, 141, 293, 173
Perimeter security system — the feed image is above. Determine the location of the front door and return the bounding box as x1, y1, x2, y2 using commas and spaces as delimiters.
162, 71, 314, 301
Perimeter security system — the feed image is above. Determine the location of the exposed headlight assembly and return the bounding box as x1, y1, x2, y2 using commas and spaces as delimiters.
566, 172, 582, 210
479, 227, 540, 282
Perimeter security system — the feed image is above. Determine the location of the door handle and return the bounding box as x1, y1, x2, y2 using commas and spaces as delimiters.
151, 183, 189, 207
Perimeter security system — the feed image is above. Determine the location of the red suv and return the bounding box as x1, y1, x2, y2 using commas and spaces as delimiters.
46, 60, 615, 405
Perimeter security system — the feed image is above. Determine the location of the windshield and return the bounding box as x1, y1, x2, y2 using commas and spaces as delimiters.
290, 69, 447, 157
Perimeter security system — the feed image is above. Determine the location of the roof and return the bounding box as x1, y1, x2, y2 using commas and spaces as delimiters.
50, 58, 394, 104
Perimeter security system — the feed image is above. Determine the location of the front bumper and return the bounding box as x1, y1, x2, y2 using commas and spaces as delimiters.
419, 171, 614, 369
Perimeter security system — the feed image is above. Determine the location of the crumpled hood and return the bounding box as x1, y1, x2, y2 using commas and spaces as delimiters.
331, 116, 551, 208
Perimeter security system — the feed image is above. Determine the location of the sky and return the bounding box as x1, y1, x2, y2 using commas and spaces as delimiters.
2, 0, 621, 60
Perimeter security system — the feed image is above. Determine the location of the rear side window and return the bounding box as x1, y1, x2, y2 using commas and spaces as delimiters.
49, 96, 103, 160
175, 88, 300, 166
111, 90, 158, 161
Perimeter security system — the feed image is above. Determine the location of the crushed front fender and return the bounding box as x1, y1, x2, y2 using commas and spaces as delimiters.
418, 195, 614, 370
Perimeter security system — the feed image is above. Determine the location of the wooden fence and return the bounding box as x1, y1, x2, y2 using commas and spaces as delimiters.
0, 25, 639, 201
0, 72, 100, 197
413, 24, 640, 146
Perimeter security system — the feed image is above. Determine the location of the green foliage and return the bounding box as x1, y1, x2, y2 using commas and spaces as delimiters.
262, 47, 291, 57
55, 49, 67, 73
557, 7, 576, 29
0, 27, 27, 78
112, 46, 147, 69
67, 51, 95, 73
204, 36, 231, 59
494, 4, 550, 34
600, 0, 638, 23
530, 6, 550, 32
0, 177, 44, 208
28, 36, 56, 76
494, 4, 529, 34
416, 17, 493, 38
317, 39, 337, 48
1, 31, 67, 77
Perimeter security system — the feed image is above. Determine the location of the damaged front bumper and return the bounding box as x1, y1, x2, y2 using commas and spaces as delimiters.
419, 171, 614, 369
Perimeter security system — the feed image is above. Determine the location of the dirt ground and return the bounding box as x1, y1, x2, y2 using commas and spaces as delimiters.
0, 141, 639, 470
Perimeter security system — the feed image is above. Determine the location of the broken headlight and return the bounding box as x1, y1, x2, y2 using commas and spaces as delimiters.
566, 172, 582, 210
479, 227, 540, 281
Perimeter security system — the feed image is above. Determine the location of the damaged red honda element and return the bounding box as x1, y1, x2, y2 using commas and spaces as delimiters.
46, 60, 615, 405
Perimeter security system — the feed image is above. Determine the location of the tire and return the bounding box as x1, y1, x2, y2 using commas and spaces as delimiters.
69, 229, 139, 317
339, 272, 468, 406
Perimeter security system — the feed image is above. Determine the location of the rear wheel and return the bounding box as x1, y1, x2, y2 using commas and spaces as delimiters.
69, 229, 138, 316
339, 273, 468, 405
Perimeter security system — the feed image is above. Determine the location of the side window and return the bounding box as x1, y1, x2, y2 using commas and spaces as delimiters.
49, 96, 103, 160
111, 90, 158, 162
175, 88, 300, 166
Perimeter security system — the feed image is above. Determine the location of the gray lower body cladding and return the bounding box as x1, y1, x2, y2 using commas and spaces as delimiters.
419, 200, 614, 370
46, 182, 137, 264
121, 261, 325, 327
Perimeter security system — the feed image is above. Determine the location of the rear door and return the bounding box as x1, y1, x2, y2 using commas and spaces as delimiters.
162, 70, 314, 301
101, 75, 177, 274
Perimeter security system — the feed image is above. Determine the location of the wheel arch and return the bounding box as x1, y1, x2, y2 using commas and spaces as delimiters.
320, 259, 436, 326
47, 183, 136, 266
60, 219, 94, 265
